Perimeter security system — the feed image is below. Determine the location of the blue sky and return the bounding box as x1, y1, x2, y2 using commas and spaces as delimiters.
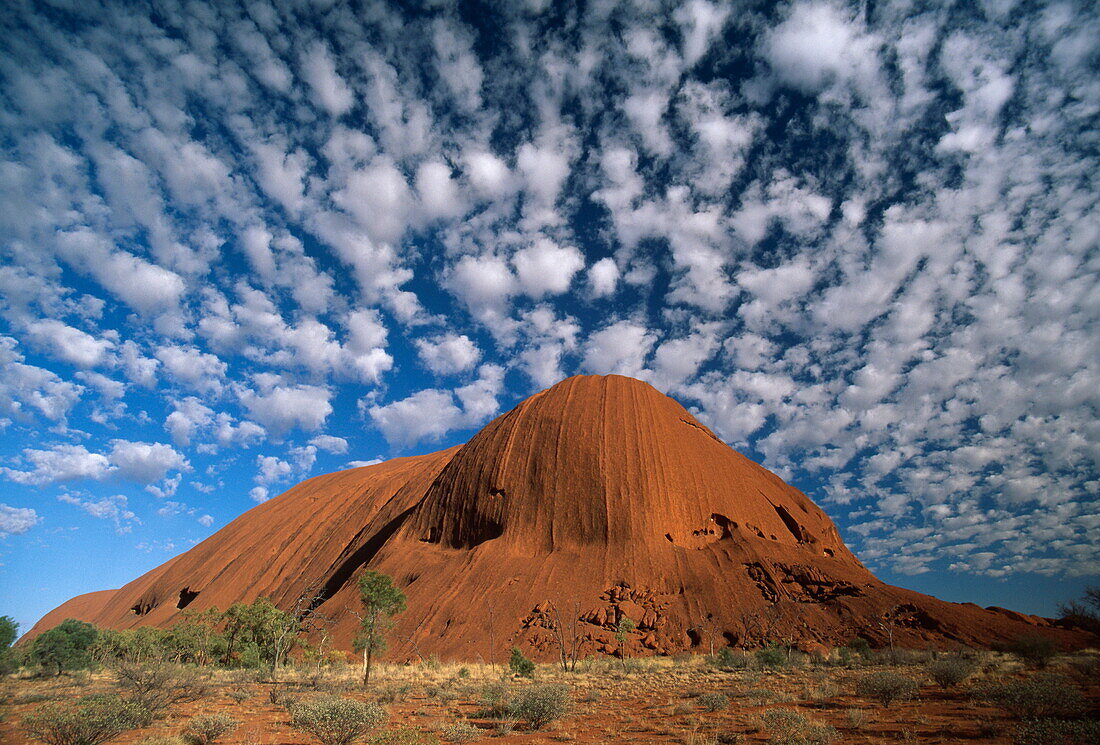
1, 0, 1098, 637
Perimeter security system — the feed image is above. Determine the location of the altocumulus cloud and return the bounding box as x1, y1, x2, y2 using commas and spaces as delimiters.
0, 0, 1096, 621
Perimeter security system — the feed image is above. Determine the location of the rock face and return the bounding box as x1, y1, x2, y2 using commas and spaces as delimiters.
27, 375, 1090, 659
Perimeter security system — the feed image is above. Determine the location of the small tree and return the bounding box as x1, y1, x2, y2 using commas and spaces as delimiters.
507, 683, 571, 730
0, 615, 18, 674
354, 571, 406, 687
615, 616, 635, 664
29, 619, 99, 676
508, 647, 534, 677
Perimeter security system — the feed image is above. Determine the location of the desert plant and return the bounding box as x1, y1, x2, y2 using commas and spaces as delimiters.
440, 720, 480, 743
508, 682, 570, 730
28, 620, 99, 676
354, 571, 406, 687
21, 694, 146, 745
136, 737, 186, 745
508, 647, 535, 678
974, 673, 1087, 719
370, 729, 441, 745
761, 708, 839, 745
855, 671, 919, 707
226, 687, 252, 704
1005, 635, 1059, 668
1013, 718, 1100, 745
756, 644, 787, 669
375, 683, 412, 704
289, 696, 386, 745
708, 647, 748, 670
182, 713, 239, 745
476, 681, 512, 718
113, 662, 210, 724
927, 657, 977, 689
1058, 585, 1100, 634
846, 637, 872, 657
697, 692, 729, 712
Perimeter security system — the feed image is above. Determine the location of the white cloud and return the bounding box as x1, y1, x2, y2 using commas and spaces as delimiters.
587, 258, 620, 298
155, 345, 227, 395
763, 1, 881, 94
582, 321, 657, 377
0, 337, 84, 421
0, 504, 40, 536
309, 435, 349, 454
334, 160, 412, 244
3, 444, 113, 485
302, 42, 354, 116
416, 160, 466, 220
368, 364, 504, 447
58, 493, 138, 533
54, 229, 186, 315
108, 440, 189, 484
415, 333, 481, 375
249, 486, 269, 503
238, 381, 333, 437
512, 238, 585, 298
23, 319, 114, 368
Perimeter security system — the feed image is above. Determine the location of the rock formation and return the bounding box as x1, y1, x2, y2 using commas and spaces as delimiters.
26, 375, 1091, 659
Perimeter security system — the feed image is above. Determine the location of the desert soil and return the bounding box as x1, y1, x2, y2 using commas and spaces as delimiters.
2, 652, 1098, 745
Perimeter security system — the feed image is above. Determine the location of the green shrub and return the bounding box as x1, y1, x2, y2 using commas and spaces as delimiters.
927, 657, 977, 689
289, 696, 386, 745
227, 687, 252, 704
1013, 718, 1100, 745
182, 713, 239, 745
756, 644, 786, 669
29, 620, 100, 676
761, 708, 839, 745
440, 720, 480, 742
476, 681, 511, 719
21, 694, 146, 745
457, 667, 470, 679
697, 692, 729, 712
1005, 636, 1060, 668
375, 683, 412, 704
508, 647, 534, 678
114, 662, 210, 724
708, 647, 748, 670
974, 673, 1087, 719
847, 638, 872, 657
855, 671, 919, 707
507, 683, 571, 730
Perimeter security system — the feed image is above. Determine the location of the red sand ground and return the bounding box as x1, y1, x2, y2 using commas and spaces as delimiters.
25, 375, 1094, 659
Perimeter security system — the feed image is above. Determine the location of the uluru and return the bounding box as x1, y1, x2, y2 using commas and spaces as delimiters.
24, 375, 1090, 659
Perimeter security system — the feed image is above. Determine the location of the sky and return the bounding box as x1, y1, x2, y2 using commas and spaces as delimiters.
0, 0, 1097, 637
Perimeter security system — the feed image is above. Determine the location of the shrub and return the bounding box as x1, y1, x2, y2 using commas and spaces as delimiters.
21, 694, 146, 745
1005, 635, 1060, 668
697, 692, 729, 712
227, 687, 252, 704
927, 657, 977, 689
440, 721, 480, 743
476, 681, 511, 719
372, 730, 440, 745
508, 647, 534, 678
847, 638, 872, 657
114, 662, 210, 724
1013, 718, 1100, 745
855, 671, 919, 707
756, 644, 786, 669
137, 737, 186, 745
507, 683, 571, 730
708, 647, 750, 670
375, 683, 412, 704
457, 667, 470, 679
289, 696, 386, 745
974, 673, 1087, 719
182, 713, 239, 745
29, 620, 100, 676
761, 708, 839, 745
